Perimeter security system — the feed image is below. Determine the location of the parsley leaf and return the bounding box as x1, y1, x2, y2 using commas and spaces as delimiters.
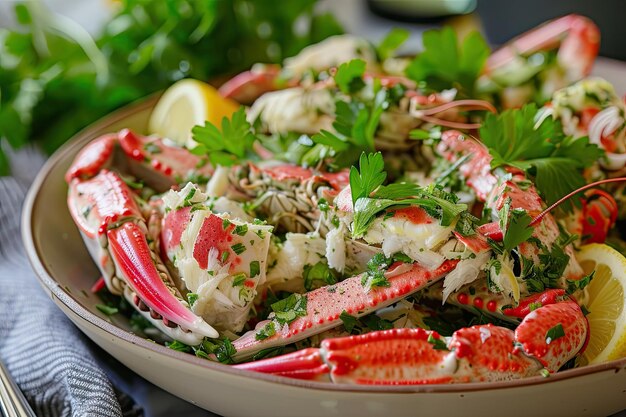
405, 27, 490, 96
191, 107, 256, 167
545, 323, 565, 345
377, 28, 410, 60
271, 293, 307, 325
502, 209, 534, 253
427, 333, 449, 351
303, 262, 338, 291
480, 104, 604, 211
350, 152, 387, 206
339, 311, 359, 333
255, 322, 276, 341
334, 59, 366, 94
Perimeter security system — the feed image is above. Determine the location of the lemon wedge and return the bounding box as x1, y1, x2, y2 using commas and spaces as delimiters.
575, 243, 626, 365
148, 79, 240, 148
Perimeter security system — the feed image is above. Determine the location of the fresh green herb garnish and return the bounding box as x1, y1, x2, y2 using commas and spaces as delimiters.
191, 107, 256, 167
303, 262, 338, 291
545, 323, 565, 344
566, 271, 595, 295
377, 28, 410, 60
480, 104, 604, 211
350, 152, 387, 206
232, 273, 247, 287
249, 260, 261, 278
405, 27, 490, 96
231, 243, 246, 255
96, 304, 119, 316
271, 293, 308, 325
233, 224, 248, 236
187, 293, 199, 306
334, 58, 366, 94
427, 333, 449, 351
339, 310, 359, 333
255, 322, 276, 341
166, 340, 192, 353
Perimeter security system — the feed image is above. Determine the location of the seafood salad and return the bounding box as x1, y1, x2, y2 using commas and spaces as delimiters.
66, 15, 626, 384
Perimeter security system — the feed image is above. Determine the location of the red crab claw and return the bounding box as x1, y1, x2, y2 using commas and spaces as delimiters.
66, 129, 212, 191
236, 299, 587, 384
487, 14, 600, 82
67, 170, 217, 344
218, 65, 288, 104
231, 260, 459, 361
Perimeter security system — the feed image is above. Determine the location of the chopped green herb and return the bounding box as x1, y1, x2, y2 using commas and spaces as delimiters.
231, 243, 246, 255
427, 333, 449, 351
566, 271, 595, 295
232, 274, 247, 287
221, 251, 230, 263
255, 322, 276, 341
249, 261, 261, 278
96, 304, 118, 316
545, 323, 565, 344
303, 262, 338, 291
166, 340, 192, 353
540, 369, 550, 378
271, 293, 308, 325
339, 310, 359, 333
187, 293, 199, 306
233, 224, 248, 236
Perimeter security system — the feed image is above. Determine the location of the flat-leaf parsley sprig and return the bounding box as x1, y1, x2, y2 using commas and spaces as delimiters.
191, 107, 257, 167
480, 104, 604, 212
349, 152, 468, 238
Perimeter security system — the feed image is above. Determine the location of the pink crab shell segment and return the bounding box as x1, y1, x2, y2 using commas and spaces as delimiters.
67, 170, 143, 239
437, 130, 497, 201
449, 324, 541, 382
234, 348, 329, 381
322, 328, 453, 385
514, 300, 588, 371
256, 163, 350, 192
107, 222, 218, 338
486, 14, 600, 79
232, 260, 458, 360
65, 134, 116, 183
218, 65, 284, 104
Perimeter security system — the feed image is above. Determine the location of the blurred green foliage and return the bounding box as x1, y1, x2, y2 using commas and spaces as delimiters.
0, 0, 343, 175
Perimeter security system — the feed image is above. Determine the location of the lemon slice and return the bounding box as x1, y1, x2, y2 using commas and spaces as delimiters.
575, 243, 626, 365
148, 79, 240, 148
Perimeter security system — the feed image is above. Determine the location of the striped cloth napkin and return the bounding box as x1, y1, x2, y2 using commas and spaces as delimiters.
0, 149, 215, 417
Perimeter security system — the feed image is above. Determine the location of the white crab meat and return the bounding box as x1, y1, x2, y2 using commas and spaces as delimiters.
441, 250, 492, 303
283, 34, 378, 76
247, 87, 334, 134
265, 232, 327, 291
361, 207, 453, 270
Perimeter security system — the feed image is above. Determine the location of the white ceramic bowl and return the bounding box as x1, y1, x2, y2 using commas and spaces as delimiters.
22, 97, 626, 417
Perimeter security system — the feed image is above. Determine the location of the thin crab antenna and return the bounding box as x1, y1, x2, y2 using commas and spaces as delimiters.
410, 99, 498, 130
530, 177, 626, 226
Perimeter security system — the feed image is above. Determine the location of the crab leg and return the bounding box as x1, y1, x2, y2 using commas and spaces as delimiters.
486, 14, 600, 83
67, 170, 217, 344
66, 129, 212, 189
235, 297, 587, 384
232, 260, 458, 361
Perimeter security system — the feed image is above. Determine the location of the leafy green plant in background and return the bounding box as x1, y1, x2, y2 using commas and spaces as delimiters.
0, 0, 343, 175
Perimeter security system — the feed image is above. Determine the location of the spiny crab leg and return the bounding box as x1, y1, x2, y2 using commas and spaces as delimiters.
235, 298, 587, 384
67, 170, 217, 344
232, 260, 458, 361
